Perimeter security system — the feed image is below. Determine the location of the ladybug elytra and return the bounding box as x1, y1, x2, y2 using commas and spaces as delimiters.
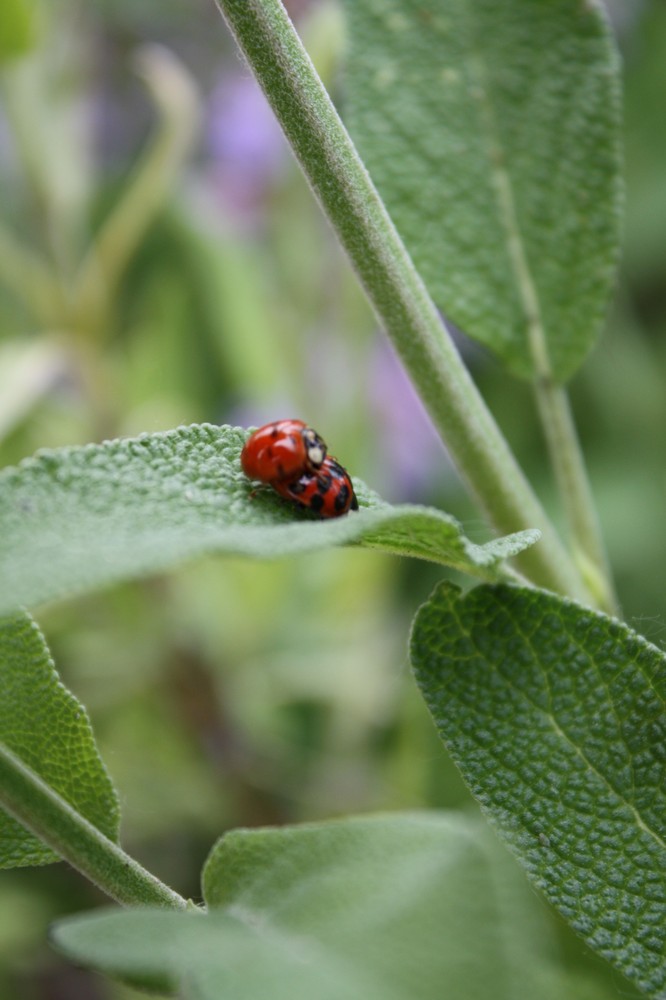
240, 419, 326, 485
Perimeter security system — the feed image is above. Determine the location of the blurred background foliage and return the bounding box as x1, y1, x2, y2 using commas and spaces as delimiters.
0, 0, 663, 997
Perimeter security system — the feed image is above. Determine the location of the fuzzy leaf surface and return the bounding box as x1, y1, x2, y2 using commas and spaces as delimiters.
0, 423, 539, 614
411, 583, 666, 998
53, 811, 590, 999
0, 613, 119, 868
342, 0, 622, 380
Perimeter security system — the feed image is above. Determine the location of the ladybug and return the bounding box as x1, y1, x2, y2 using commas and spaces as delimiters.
272, 455, 358, 518
241, 419, 326, 485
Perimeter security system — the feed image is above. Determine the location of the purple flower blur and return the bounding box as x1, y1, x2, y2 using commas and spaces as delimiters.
206, 73, 288, 229
369, 338, 455, 502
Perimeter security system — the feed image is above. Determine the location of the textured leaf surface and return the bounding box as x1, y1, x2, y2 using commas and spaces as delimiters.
0, 613, 119, 868
342, 0, 621, 380
53, 811, 585, 1000
0, 423, 539, 615
411, 583, 666, 998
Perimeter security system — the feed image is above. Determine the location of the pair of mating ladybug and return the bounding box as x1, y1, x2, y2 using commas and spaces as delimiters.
241, 419, 358, 518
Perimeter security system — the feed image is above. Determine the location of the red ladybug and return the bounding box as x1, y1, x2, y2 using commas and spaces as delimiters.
241, 419, 326, 485
272, 455, 358, 518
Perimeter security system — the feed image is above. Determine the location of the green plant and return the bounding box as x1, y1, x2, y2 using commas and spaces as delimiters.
1, 1, 664, 998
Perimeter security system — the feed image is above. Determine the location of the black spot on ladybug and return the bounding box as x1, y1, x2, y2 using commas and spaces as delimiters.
270, 425, 280, 438
309, 493, 325, 513
317, 474, 332, 494
289, 478, 306, 495
334, 486, 349, 512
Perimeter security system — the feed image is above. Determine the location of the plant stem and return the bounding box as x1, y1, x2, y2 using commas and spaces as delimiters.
0, 742, 187, 910
211, 0, 590, 602
73, 46, 201, 341
0, 222, 64, 328
534, 379, 617, 614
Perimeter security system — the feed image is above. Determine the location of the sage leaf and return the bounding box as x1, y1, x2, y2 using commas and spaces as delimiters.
411, 583, 666, 998
342, 0, 622, 381
0, 424, 539, 614
53, 812, 593, 999
0, 612, 119, 868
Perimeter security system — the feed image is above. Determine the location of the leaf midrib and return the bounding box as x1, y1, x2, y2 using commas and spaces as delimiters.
489, 603, 666, 859
467, 18, 552, 381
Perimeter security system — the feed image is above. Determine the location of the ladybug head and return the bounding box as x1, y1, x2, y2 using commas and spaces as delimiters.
302, 427, 326, 469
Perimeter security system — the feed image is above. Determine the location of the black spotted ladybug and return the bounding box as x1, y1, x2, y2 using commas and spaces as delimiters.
272, 455, 358, 518
241, 420, 357, 518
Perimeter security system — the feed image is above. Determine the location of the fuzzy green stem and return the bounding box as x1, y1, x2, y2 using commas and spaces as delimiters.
0, 742, 187, 909
211, 0, 590, 602
534, 379, 617, 614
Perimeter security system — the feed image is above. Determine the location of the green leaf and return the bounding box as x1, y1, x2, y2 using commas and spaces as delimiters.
0, 424, 539, 615
0, 612, 119, 868
342, 0, 622, 381
52, 811, 592, 999
0, 0, 36, 61
411, 583, 666, 998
